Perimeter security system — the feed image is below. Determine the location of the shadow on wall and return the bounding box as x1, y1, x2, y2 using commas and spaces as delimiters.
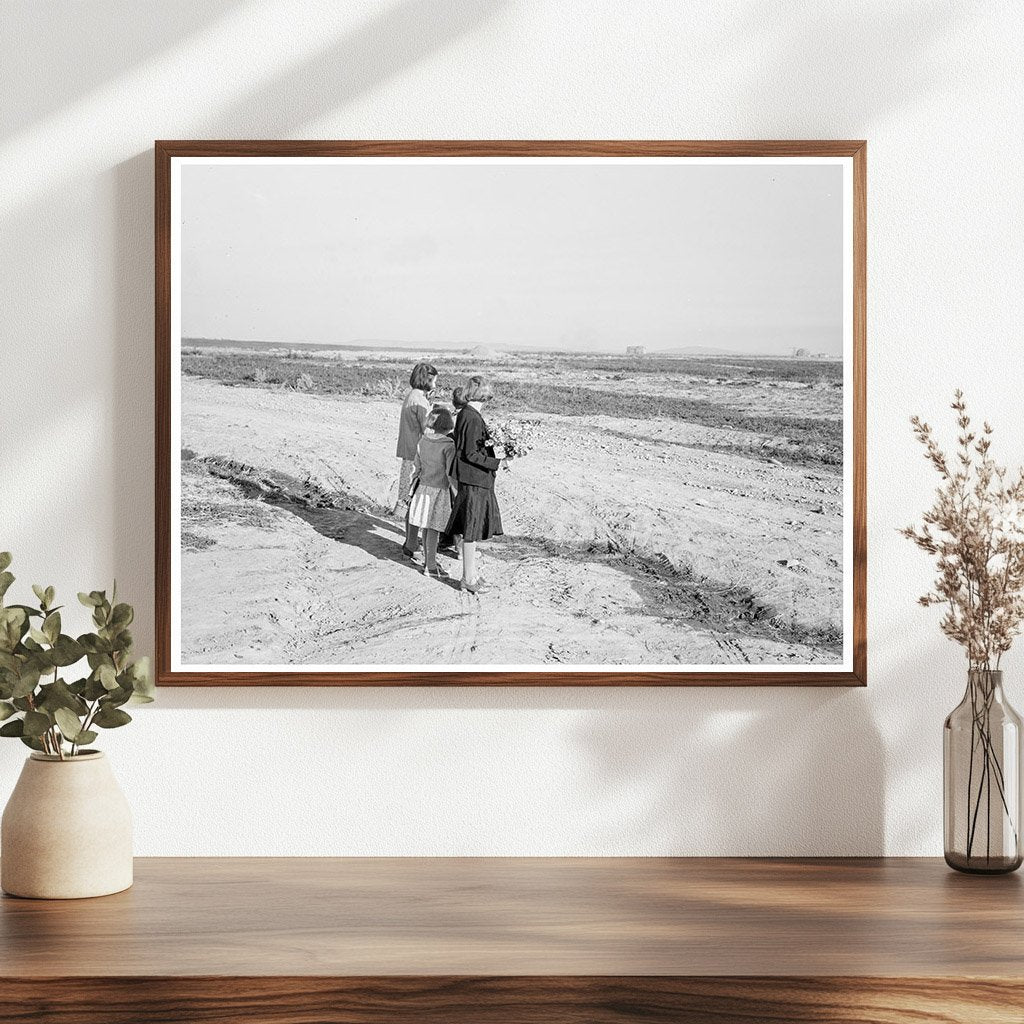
0, 1, 244, 138
146, 680, 885, 856
202, 0, 507, 136
113, 151, 156, 665
573, 687, 885, 855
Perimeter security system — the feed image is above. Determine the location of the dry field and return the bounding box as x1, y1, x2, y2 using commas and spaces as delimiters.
177, 343, 844, 669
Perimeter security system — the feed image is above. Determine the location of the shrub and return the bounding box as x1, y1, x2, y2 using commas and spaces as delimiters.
360, 377, 405, 400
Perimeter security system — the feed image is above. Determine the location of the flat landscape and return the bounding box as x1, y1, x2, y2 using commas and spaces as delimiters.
177, 342, 845, 669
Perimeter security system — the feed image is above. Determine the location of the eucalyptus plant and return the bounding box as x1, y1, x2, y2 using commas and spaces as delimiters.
0, 552, 153, 759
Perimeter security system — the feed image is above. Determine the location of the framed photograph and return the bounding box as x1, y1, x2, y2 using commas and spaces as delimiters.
155, 141, 865, 686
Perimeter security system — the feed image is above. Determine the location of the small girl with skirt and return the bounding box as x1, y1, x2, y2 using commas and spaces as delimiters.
407, 407, 458, 579
445, 375, 507, 594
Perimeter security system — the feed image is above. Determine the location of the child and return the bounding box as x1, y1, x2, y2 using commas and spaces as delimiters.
394, 362, 438, 555
407, 406, 458, 578
437, 387, 468, 554
445, 375, 508, 594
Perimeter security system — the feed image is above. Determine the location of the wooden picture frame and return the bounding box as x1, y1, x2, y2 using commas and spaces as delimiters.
156, 140, 866, 686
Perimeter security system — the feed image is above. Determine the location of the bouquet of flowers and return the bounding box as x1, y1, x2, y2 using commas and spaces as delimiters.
485, 419, 538, 463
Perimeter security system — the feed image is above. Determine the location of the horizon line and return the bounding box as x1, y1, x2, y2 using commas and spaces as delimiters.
181, 335, 843, 358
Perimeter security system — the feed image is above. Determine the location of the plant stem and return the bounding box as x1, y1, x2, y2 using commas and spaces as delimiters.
988, 745, 992, 862
966, 678, 978, 851
53, 665, 63, 760
964, 671, 1018, 862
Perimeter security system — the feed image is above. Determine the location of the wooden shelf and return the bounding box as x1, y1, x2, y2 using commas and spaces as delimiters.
2, 857, 1022, 1022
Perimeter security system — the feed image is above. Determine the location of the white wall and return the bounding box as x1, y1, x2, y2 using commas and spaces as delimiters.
1, 0, 1022, 855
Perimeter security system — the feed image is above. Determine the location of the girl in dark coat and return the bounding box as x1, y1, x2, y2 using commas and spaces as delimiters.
445, 375, 507, 594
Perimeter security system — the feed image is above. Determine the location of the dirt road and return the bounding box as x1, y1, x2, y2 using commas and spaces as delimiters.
179, 379, 843, 668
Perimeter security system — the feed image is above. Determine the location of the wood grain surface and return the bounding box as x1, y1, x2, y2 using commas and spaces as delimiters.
3, 857, 1021, 977
2, 858, 1020, 1023
155, 139, 867, 688
0, 976, 1022, 1024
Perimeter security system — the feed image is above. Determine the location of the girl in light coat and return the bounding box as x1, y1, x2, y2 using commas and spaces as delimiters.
407, 407, 458, 578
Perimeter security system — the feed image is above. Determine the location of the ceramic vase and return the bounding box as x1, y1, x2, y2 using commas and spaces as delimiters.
1, 751, 133, 898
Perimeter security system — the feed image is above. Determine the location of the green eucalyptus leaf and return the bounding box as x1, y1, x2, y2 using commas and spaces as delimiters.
127, 655, 151, 680
22, 651, 49, 673
8, 604, 42, 619
31, 584, 46, 607
83, 675, 107, 701
98, 664, 118, 690
44, 586, 55, 608
0, 607, 27, 651
42, 611, 60, 644
128, 657, 154, 700
0, 719, 24, 738
49, 635, 85, 668
4, 606, 27, 628
104, 685, 132, 708
22, 711, 50, 738
93, 705, 131, 729
22, 648, 43, 666
132, 661, 153, 688
0, 572, 15, 601
12, 697, 32, 712
74, 730, 98, 746
11, 666, 41, 699
53, 707, 84, 741
19, 734, 45, 752
83, 637, 112, 657
37, 679, 88, 716
0, 553, 11, 573
87, 655, 115, 676
77, 592, 99, 608
0, 701, 16, 721
0, 651, 19, 674
110, 604, 133, 629
28, 627, 49, 646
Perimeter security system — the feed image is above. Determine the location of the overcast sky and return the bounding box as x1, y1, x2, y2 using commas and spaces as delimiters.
180, 160, 844, 355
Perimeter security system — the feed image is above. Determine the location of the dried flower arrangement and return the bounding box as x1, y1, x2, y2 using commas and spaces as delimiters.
903, 390, 1024, 868
902, 390, 1024, 669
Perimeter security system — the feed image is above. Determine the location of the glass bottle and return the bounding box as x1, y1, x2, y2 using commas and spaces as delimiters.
944, 669, 1022, 873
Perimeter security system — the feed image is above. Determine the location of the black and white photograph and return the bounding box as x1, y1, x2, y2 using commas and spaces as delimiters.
164, 148, 859, 680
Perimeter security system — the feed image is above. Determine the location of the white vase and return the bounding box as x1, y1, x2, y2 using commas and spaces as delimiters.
1, 751, 133, 899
